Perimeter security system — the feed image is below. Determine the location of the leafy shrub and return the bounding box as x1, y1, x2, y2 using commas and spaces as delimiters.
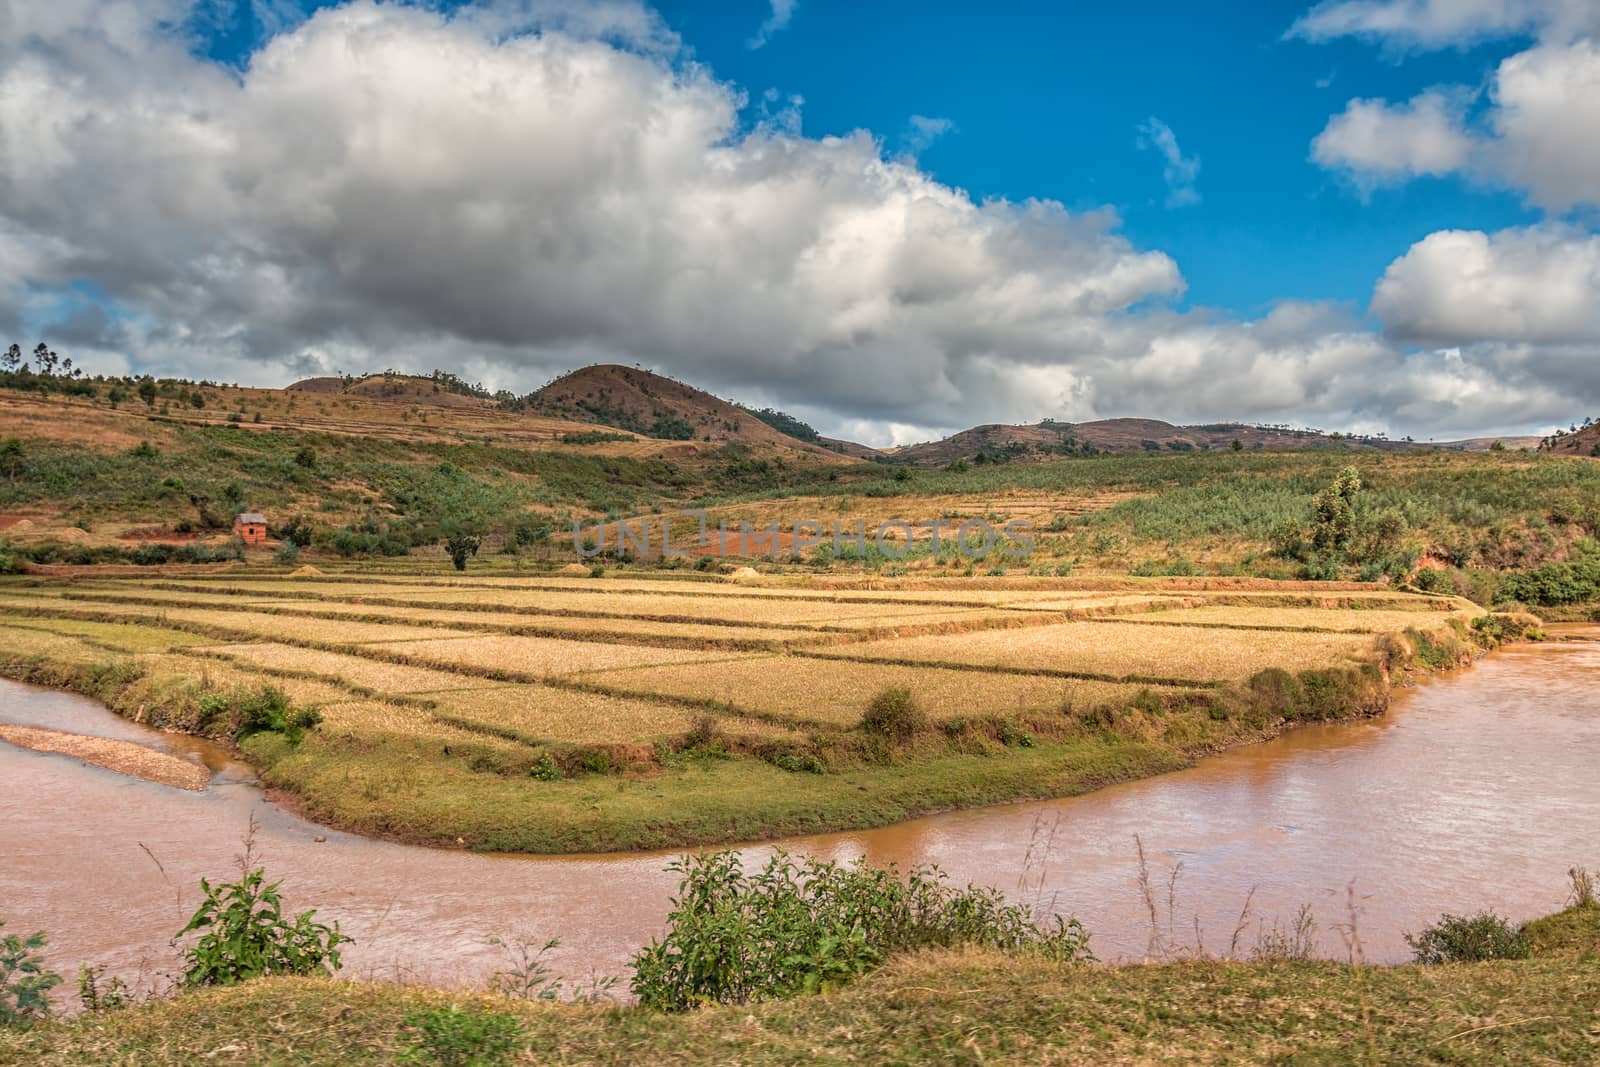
486, 934, 618, 1003
1406, 628, 1458, 670
276, 514, 315, 547
683, 715, 721, 750
1129, 556, 1198, 577
329, 521, 412, 557
528, 752, 561, 781
1412, 567, 1451, 593
558, 430, 633, 445
274, 539, 300, 564
76, 965, 131, 1014
177, 867, 351, 987
1405, 911, 1530, 964
1, 921, 61, 1028
400, 1005, 524, 1066
758, 741, 826, 774
995, 718, 1035, 747
742, 406, 820, 443
859, 687, 929, 744
235, 686, 322, 743
630, 850, 1094, 1011
1496, 541, 1600, 606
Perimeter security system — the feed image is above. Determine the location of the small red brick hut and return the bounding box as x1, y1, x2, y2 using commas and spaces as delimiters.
233, 511, 269, 544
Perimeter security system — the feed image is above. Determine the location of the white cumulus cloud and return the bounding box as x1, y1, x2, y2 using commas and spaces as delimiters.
1310, 40, 1600, 210
1374, 226, 1600, 345
1311, 90, 1475, 187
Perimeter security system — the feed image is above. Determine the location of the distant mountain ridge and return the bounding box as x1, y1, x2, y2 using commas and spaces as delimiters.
283, 366, 1567, 464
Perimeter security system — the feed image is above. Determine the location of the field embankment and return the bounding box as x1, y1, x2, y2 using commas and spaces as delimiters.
0, 571, 1525, 853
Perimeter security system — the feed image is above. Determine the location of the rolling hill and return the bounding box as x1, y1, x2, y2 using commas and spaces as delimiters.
1542, 422, 1600, 457
526, 364, 858, 461
881, 418, 1558, 467
884, 418, 1416, 467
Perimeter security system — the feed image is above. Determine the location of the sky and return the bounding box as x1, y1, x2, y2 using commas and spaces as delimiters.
1, 0, 1598, 445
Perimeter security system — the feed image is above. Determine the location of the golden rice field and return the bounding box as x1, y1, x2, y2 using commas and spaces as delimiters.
0, 572, 1480, 764
431, 685, 704, 744
802, 620, 1383, 683
1110, 604, 1483, 633
23, 588, 820, 645
214, 642, 492, 694
577, 655, 1188, 726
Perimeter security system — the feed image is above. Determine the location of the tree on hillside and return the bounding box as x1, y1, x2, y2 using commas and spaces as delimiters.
1, 344, 20, 373
0, 438, 24, 483
138, 379, 158, 408
1311, 466, 1362, 552
443, 524, 483, 572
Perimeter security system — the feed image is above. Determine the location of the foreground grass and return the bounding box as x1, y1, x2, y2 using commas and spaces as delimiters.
8, 914, 1599, 1065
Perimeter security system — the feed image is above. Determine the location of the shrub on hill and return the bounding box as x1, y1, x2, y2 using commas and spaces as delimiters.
1496, 540, 1600, 606
630, 850, 1093, 1010
1405, 912, 1530, 965
742, 406, 820, 443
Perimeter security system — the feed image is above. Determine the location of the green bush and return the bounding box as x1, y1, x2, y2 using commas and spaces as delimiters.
1405, 911, 1530, 965
234, 686, 322, 744
76, 965, 130, 1014
177, 868, 351, 988
630, 850, 1093, 1011
400, 1005, 524, 1066
1, 921, 61, 1028
1412, 567, 1451, 593
1406, 629, 1456, 669
859, 687, 929, 744
1129, 556, 1198, 577
757, 741, 826, 774
528, 752, 561, 781
1496, 541, 1600, 606
572, 747, 613, 775
995, 718, 1035, 747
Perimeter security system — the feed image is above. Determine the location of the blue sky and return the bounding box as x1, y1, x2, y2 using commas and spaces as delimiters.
195, 0, 1542, 317
4, 0, 1598, 441
657, 0, 1544, 316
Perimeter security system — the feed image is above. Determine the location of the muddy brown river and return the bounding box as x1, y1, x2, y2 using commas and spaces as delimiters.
2, 627, 1596, 1000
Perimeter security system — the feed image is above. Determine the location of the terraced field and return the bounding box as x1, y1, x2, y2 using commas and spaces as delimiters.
0, 571, 1491, 851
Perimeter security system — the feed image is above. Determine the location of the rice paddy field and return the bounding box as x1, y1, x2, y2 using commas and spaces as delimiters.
0, 570, 1492, 852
